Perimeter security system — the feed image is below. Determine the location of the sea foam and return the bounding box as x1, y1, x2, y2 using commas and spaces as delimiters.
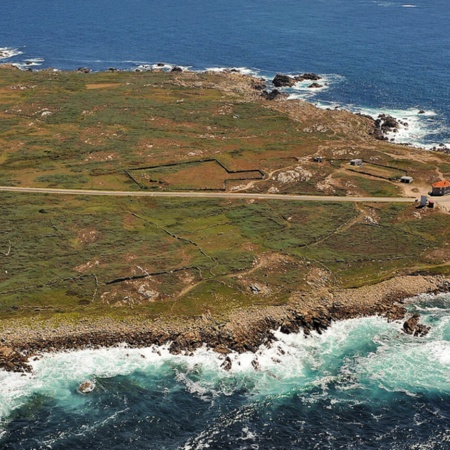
0, 47, 23, 60
1, 295, 450, 438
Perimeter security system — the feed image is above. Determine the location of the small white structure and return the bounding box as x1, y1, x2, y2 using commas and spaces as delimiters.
400, 176, 413, 183
350, 159, 363, 166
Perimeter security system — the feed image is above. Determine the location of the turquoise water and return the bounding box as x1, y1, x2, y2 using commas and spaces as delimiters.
1, 294, 450, 449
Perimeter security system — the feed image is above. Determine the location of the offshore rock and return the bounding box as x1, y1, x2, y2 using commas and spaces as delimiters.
308, 82, 323, 89
78, 380, 96, 394
402, 314, 430, 337
221, 356, 232, 371
298, 72, 322, 81
272, 74, 297, 87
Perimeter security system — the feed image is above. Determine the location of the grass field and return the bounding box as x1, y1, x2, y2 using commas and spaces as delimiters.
1, 67, 450, 325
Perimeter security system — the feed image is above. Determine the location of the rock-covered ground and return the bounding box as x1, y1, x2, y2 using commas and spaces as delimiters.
1, 274, 447, 372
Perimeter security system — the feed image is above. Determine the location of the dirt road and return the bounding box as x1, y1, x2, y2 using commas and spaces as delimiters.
0, 186, 419, 203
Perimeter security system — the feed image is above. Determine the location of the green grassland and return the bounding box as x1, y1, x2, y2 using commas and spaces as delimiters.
1, 67, 450, 325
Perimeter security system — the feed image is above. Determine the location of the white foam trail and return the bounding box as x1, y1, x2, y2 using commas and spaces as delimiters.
134, 62, 192, 72
0, 47, 23, 60
353, 106, 450, 149
12, 58, 44, 70
1, 303, 450, 429
205, 66, 261, 77
285, 73, 344, 99
308, 101, 449, 150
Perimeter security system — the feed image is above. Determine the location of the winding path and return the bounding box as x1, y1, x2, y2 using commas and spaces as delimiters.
0, 185, 418, 202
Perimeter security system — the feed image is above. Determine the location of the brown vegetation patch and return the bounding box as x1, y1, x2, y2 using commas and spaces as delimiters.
423, 248, 450, 265
86, 83, 120, 90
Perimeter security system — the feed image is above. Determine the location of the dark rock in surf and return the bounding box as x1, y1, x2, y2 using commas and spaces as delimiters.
78, 380, 96, 394
308, 82, 323, 88
171, 66, 183, 72
272, 74, 297, 87
298, 72, 322, 81
221, 356, 232, 371
402, 314, 430, 337
372, 114, 400, 140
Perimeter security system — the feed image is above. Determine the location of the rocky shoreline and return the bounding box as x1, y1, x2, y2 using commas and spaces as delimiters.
1, 275, 448, 373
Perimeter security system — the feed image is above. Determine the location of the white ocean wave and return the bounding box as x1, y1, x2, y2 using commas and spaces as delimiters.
311, 101, 448, 150
0, 47, 23, 60
1, 304, 449, 428
205, 66, 261, 77
134, 62, 192, 72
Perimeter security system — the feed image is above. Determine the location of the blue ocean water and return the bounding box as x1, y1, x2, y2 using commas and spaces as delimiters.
1, 294, 450, 449
2, 1, 450, 448
1, 0, 450, 148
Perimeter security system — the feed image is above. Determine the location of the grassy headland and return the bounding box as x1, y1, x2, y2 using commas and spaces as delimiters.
1, 65, 450, 362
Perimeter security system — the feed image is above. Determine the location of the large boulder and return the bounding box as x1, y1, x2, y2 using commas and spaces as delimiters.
402, 314, 430, 337
297, 72, 322, 81
272, 74, 297, 87
221, 356, 232, 371
78, 380, 96, 394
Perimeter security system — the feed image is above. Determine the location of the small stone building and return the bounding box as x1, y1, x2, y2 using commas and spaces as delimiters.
431, 180, 450, 196
400, 176, 413, 183
350, 159, 363, 166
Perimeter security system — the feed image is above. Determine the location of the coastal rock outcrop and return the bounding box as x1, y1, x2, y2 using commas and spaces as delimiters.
272, 74, 297, 87
299, 72, 321, 81
371, 114, 401, 140
272, 73, 322, 88
0, 345, 32, 372
402, 314, 430, 337
77, 67, 91, 74
171, 66, 183, 72
261, 89, 287, 101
